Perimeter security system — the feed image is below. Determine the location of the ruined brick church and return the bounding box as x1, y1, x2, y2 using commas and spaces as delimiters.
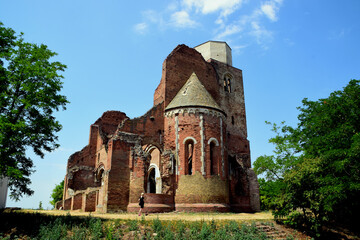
60, 41, 260, 213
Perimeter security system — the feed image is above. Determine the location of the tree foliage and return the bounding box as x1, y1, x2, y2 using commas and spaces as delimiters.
0, 22, 68, 200
50, 180, 64, 208
254, 80, 360, 234
254, 121, 300, 210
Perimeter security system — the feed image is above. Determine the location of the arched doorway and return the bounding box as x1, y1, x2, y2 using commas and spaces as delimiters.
147, 163, 162, 194
148, 168, 156, 193
144, 145, 162, 194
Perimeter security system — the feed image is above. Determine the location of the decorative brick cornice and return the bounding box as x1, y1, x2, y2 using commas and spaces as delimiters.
164, 107, 226, 119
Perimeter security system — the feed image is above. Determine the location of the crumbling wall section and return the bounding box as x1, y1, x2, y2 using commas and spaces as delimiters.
106, 139, 131, 212
118, 103, 164, 148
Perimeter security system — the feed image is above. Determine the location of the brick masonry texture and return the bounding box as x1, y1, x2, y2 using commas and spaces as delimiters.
61, 42, 260, 213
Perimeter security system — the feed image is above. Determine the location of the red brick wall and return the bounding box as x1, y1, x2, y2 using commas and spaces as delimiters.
85, 191, 97, 212
68, 169, 95, 191
73, 193, 83, 210
177, 113, 202, 175
209, 59, 247, 140
118, 103, 164, 146
64, 198, 71, 210
154, 45, 221, 109
129, 156, 147, 203
93, 111, 128, 136
106, 139, 131, 212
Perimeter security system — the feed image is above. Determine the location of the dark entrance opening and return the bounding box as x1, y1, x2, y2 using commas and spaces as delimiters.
148, 168, 156, 193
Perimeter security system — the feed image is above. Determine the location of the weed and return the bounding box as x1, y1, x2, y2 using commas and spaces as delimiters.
174, 220, 186, 237
71, 226, 87, 240
128, 219, 139, 231
89, 218, 103, 239
286, 234, 295, 240
152, 217, 163, 233
37, 218, 67, 240
105, 223, 114, 240
199, 222, 213, 239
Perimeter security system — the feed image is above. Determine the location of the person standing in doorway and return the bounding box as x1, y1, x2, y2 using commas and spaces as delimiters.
138, 193, 145, 216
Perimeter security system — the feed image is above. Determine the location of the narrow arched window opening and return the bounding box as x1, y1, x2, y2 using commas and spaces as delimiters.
96, 168, 105, 186
185, 140, 194, 175
210, 142, 215, 175
223, 74, 232, 93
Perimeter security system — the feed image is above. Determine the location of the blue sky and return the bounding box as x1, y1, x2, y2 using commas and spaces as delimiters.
1, 0, 359, 209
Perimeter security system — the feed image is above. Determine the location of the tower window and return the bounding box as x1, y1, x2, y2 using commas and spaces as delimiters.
185, 140, 194, 175
231, 116, 235, 125
210, 142, 215, 175
223, 74, 232, 93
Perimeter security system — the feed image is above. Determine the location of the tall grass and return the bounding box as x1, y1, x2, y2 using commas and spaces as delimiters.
0, 211, 273, 239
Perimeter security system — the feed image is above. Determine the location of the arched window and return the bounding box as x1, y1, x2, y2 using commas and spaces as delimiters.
223, 74, 232, 93
207, 138, 219, 175
185, 140, 194, 175
96, 168, 105, 186
210, 141, 215, 175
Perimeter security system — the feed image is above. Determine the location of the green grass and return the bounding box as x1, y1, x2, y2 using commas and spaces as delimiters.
0, 210, 275, 239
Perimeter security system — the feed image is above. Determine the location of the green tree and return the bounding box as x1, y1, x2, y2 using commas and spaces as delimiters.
254, 121, 300, 210
277, 80, 360, 232
50, 180, 64, 208
0, 22, 68, 200
255, 80, 360, 234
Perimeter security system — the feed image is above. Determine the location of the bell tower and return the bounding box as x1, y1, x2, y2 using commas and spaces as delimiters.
194, 41, 232, 66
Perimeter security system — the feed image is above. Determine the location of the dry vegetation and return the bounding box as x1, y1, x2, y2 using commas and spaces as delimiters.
0, 209, 315, 239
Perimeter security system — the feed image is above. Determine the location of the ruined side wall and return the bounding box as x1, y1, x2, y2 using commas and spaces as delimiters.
65, 144, 96, 198
106, 139, 131, 212
94, 111, 128, 137
64, 111, 128, 201
119, 103, 164, 148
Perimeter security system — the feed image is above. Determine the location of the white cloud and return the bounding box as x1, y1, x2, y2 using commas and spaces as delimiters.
261, 4, 276, 21
134, 22, 148, 34
184, 0, 243, 16
170, 11, 197, 28
134, 0, 284, 51
260, 0, 282, 22
249, 21, 273, 48
214, 0, 283, 50
232, 44, 249, 54
215, 24, 242, 39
